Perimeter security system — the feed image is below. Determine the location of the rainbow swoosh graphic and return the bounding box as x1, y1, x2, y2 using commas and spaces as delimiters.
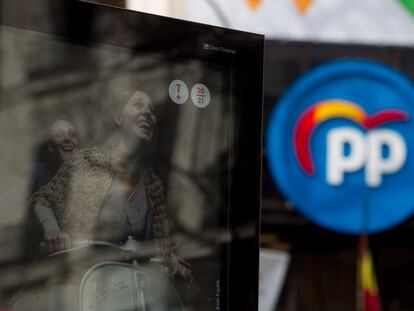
294, 99, 409, 175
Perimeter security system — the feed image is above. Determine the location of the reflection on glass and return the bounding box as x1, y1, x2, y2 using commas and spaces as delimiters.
0, 24, 233, 311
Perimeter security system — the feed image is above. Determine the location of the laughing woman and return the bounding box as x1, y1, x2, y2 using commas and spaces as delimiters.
32, 90, 173, 259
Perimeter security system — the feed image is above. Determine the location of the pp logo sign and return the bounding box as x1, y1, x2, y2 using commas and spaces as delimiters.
294, 100, 409, 187
327, 127, 406, 187
267, 60, 414, 234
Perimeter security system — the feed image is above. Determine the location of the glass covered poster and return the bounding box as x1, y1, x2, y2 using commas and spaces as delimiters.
0, 0, 263, 310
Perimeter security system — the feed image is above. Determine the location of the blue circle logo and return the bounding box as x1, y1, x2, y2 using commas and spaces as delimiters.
267, 60, 414, 234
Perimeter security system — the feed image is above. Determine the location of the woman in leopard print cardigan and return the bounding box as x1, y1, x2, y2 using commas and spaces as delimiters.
32, 90, 172, 260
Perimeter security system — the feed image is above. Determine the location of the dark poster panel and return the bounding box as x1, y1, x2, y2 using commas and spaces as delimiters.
0, 1, 263, 310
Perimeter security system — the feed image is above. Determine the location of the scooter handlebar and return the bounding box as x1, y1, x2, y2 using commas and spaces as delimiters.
40, 238, 178, 276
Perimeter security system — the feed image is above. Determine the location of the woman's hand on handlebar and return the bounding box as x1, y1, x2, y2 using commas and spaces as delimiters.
45, 230, 71, 253
170, 241, 193, 282
175, 256, 193, 283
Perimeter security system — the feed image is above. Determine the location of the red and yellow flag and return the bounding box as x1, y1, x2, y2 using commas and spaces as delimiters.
357, 235, 382, 311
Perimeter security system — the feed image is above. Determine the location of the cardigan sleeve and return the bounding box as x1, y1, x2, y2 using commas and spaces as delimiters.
33, 202, 61, 233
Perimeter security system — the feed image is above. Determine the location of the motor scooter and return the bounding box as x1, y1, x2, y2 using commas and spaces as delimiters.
42, 237, 185, 311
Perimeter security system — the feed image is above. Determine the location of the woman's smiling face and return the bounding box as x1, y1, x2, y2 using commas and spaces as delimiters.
116, 90, 156, 142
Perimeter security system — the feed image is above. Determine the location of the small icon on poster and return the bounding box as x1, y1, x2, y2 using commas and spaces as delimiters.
169, 80, 189, 104
191, 83, 211, 108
